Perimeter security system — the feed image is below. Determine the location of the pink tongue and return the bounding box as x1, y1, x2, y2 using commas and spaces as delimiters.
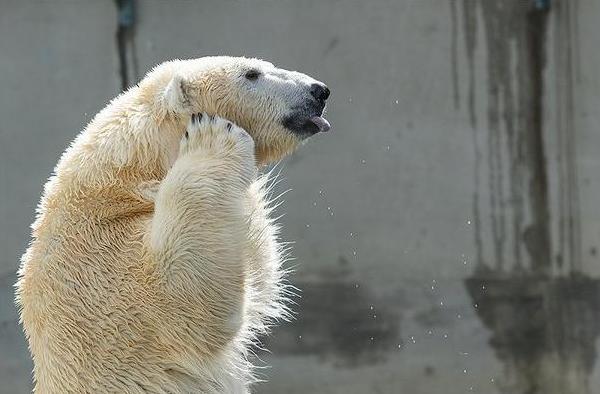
310, 116, 331, 132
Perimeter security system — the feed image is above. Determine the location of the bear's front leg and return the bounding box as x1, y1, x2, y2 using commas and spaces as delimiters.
148, 113, 255, 351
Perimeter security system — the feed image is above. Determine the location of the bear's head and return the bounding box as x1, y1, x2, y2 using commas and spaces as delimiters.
151, 56, 330, 164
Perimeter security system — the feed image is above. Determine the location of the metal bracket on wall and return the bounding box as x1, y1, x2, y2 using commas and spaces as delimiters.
115, 0, 139, 91
534, 0, 551, 10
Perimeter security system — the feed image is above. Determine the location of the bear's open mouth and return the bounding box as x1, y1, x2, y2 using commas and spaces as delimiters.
282, 103, 330, 138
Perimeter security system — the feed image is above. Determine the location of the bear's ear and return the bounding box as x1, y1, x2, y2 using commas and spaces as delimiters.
163, 75, 192, 113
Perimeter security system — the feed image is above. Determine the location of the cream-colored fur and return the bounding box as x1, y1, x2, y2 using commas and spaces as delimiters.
16, 57, 326, 393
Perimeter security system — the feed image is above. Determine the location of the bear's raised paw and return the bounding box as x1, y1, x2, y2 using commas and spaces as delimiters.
179, 113, 255, 160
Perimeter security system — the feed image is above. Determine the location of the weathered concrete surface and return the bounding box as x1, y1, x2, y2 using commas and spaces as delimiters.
1, 1, 600, 393
0, 1, 118, 392
458, 2, 600, 393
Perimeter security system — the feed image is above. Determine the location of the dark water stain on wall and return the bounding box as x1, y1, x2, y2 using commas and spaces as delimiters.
264, 264, 401, 367
454, 1, 600, 393
454, 0, 485, 268
450, 0, 460, 110
466, 275, 600, 394
455, 0, 555, 275
553, 0, 583, 274
454, 0, 583, 276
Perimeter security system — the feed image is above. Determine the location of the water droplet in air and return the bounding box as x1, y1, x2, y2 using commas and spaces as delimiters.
306, 224, 310, 228
361, 159, 366, 164
395, 99, 399, 104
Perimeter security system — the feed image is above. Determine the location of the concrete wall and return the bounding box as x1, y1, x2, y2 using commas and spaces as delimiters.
1, 1, 599, 393
0, 1, 118, 392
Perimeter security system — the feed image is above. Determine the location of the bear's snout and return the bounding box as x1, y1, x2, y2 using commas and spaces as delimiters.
310, 83, 330, 102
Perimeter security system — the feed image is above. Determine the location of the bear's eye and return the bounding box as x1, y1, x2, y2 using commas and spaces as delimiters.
244, 69, 261, 81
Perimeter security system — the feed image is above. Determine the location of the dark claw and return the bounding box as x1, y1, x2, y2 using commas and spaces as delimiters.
196, 113, 203, 123
226, 122, 232, 131
185, 131, 189, 139
191, 113, 196, 123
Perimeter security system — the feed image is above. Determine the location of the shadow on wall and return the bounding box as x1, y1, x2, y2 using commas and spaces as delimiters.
264, 262, 402, 367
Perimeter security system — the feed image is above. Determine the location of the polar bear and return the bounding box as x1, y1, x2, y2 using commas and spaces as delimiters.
16, 56, 330, 393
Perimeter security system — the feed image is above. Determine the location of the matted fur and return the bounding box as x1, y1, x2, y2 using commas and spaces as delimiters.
15, 57, 323, 393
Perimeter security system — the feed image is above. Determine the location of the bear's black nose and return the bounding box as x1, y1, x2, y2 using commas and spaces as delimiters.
310, 83, 330, 101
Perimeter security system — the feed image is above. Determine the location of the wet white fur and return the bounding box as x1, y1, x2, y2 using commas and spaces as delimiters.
15, 57, 323, 393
